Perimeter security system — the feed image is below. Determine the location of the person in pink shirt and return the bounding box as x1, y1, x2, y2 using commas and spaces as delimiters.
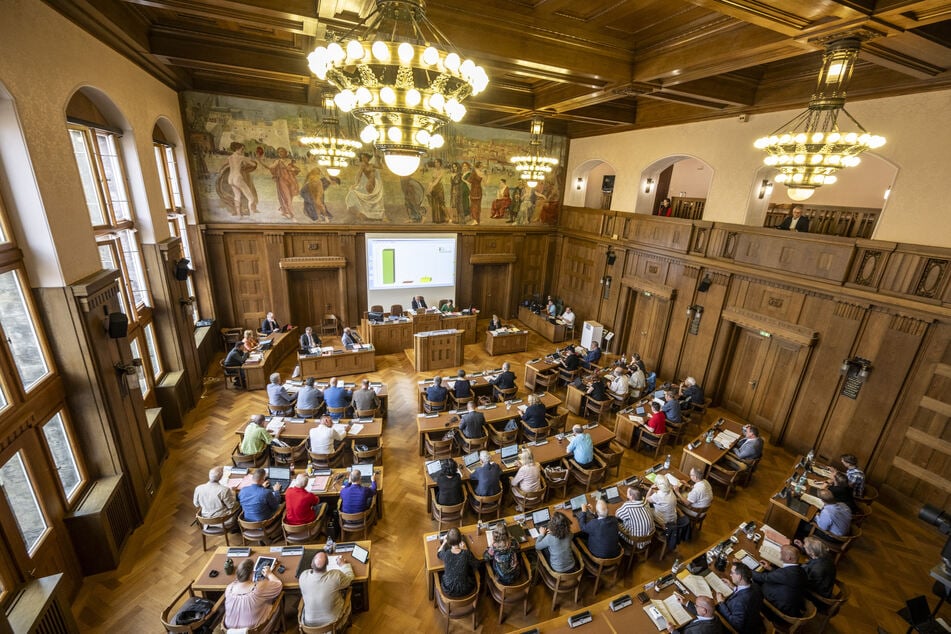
223, 558, 282, 629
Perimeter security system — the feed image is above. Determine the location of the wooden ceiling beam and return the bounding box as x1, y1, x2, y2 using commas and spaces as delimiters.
118, 0, 321, 35
658, 75, 758, 107
149, 27, 312, 76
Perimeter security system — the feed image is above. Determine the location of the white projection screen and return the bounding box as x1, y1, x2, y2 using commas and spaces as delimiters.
365, 233, 457, 311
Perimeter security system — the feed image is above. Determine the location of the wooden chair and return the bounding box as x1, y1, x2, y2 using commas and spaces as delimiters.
678, 502, 710, 539
621, 530, 654, 574
546, 409, 568, 434
543, 466, 569, 501
457, 433, 488, 455
295, 404, 324, 418
635, 428, 668, 459
244, 593, 284, 634
665, 419, 688, 446
595, 441, 625, 478
487, 424, 518, 449
369, 304, 384, 314
762, 598, 817, 633
351, 438, 383, 465
430, 488, 467, 531
851, 501, 872, 528
557, 367, 579, 389
510, 478, 548, 513
808, 579, 850, 631
450, 392, 474, 410
424, 432, 457, 460
494, 385, 518, 402
533, 370, 557, 393
308, 441, 347, 469
238, 504, 285, 546
466, 483, 503, 522
195, 507, 240, 551
563, 456, 607, 492
537, 543, 583, 612
353, 406, 379, 418
220, 327, 243, 353
521, 420, 550, 443
607, 389, 629, 412
337, 497, 377, 540
390, 304, 403, 317
486, 552, 533, 624
809, 525, 861, 565
424, 397, 448, 413
270, 438, 308, 468
219, 359, 244, 389
161, 582, 225, 633
319, 314, 338, 336
231, 443, 268, 469
576, 538, 624, 596
268, 402, 295, 416
707, 463, 745, 501
434, 570, 480, 633
282, 505, 326, 545
297, 588, 352, 633
855, 483, 879, 506
585, 396, 610, 422
326, 405, 349, 419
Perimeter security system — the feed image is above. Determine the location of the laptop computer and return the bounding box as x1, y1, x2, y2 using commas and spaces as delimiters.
351, 463, 374, 483
635, 406, 647, 416
569, 493, 588, 514
268, 466, 291, 491
602, 486, 621, 504
425, 460, 442, 479
463, 451, 481, 470
531, 507, 551, 528
654, 389, 667, 400
500, 444, 520, 468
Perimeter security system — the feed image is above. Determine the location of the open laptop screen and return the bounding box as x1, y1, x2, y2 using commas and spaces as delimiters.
532, 508, 551, 525
500, 444, 519, 460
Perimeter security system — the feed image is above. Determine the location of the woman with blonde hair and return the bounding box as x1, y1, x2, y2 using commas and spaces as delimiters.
511, 448, 542, 492
521, 393, 548, 429
242, 329, 259, 352
483, 522, 521, 584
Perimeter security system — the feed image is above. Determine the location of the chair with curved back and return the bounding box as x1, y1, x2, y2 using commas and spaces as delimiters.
808, 579, 850, 631
430, 488, 467, 531
621, 529, 655, 574
543, 465, 569, 501
337, 497, 377, 540
595, 441, 625, 478
195, 506, 240, 551
558, 367, 579, 389
297, 587, 352, 634
369, 304, 384, 314
450, 392, 474, 410
635, 428, 668, 459
536, 542, 584, 612
434, 570, 480, 633
510, 478, 548, 513
576, 538, 624, 596
219, 359, 244, 389
584, 396, 611, 423
353, 406, 379, 418
485, 552, 533, 624
456, 433, 488, 455
325, 405, 350, 419
809, 524, 861, 565
243, 592, 284, 634
855, 483, 879, 506
678, 502, 710, 539
424, 396, 448, 413
238, 504, 286, 546
319, 314, 338, 336
466, 482, 503, 522
231, 443, 268, 469
487, 424, 518, 450
533, 370, 557, 393
161, 582, 225, 633
220, 327, 243, 353
494, 385, 518, 402
282, 504, 327, 545
351, 438, 383, 465
521, 420, 550, 443
390, 304, 403, 317
268, 403, 295, 416
762, 598, 818, 633
424, 432, 457, 460
851, 501, 872, 528
270, 438, 309, 468
546, 409, 568, 435
295, 403, 325, 419
665, 419, 688, 446
308, 441, 347, 469
563, 456, 607, 493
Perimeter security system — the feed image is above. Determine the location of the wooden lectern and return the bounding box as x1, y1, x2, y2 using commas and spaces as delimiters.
413, 330, 464, 372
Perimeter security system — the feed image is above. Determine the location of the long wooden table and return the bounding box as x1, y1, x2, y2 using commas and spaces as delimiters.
223, 467, 385, 518
360, 317, 413, 354
240, 417, 384, 442
414, 392, 563, 455
485, 329, 529, 355
298, 347, 376, 379
679, 417, 746, 477
416, 373, 497, 411
763, 459, 827, 538
413, 330, 464, 372
242, 327, 300, 390
519, 306, 568, 342
192, 542, 372, 611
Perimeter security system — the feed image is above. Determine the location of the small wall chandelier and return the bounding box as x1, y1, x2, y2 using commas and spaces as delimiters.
754, 38, 885, 201
307, 0, 488, 176
510, 117, 559, 188
299, 95, 362, 177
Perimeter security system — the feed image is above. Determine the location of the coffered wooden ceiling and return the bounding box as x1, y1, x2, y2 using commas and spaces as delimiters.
45, 0, 951, 137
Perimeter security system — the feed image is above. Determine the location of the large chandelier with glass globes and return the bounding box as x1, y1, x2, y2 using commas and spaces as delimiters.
754, 37, 885, 202
299, 95, 362, 177
307, 0, 489, 177
510, 116, 559, 189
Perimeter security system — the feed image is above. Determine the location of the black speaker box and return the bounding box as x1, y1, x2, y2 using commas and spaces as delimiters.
107, 312, 128, 339
698, 276, 712, 293
606, 252, 617, 265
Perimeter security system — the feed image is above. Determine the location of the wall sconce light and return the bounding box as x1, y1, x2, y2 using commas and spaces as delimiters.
576, 177, 584, 191
678, 190, 686, 198
114, 359, 142, 376
884, 186, 891, 200
644, 178, 654, 194
758, 179, 774, 199
179, 296, 196, 307
686, 304, 704, 335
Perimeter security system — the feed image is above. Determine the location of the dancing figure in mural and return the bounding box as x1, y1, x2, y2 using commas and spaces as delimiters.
263, 147, 300, 219
300, 167, 339, 222
346, 153, 385, 221
217, 142, 259, 216
401, 175, 427, 223
467, 161, 483, 224
426, 158, 448, 223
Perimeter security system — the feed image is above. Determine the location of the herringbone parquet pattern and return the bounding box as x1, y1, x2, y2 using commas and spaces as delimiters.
71, 327, 948, 633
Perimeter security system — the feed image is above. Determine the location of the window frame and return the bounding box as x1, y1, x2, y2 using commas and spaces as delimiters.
0, 263, 55, 397
0, 451, 51, 557
40, 410, 87, 506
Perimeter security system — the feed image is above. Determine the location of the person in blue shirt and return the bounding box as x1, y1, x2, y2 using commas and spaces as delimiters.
339, 469, 376, 513
583, 341, 602, 368
266, 372, 297, 408
426, 376, 449, 407
323, 377, 351, 415
813, 489, 852, 537
237, 468, 281, 522
662, 390, 682, 423
566, 424, 594, 468
296, 377, 323, 412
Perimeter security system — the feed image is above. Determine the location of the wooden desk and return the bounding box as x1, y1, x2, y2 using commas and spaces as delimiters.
242, 327, 299, 390
409, 311, 442, 333
565, 383, 586, 415
243, 417, 383, 442
485, 329, 529, 355
415, 392, 564, 455
192, 542, 372, 611
679, 417, 745, 477
518, 306, 567, 342
298, 347, 376, 379
763, 460, 825, 537
524, 357, 561, 390
413, 330, 464, 372
416, 374, 494, 411
360, 318, 413, 354
439, 313, 477, 344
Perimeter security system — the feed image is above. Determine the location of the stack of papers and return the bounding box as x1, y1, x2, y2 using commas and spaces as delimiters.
348, 423, 365, 435
665, 474, 682, 488
680, 574, 713, 598
759, 540, 784, 568
800, 493, 825, 509
704, 572, 733, 597
714, 430, 741, 447
266, 418, 284, 434
308, 475, 330, 491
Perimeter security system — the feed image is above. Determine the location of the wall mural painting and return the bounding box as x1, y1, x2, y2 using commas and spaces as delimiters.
183, 92, 567, 226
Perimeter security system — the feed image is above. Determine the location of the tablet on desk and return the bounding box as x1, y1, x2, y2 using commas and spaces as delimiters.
351, 543, 369, 564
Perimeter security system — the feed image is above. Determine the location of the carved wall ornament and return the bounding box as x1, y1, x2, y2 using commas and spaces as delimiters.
723, 232, 738, 259
767, 296, 785, 308
854, 250, 881, 286
915, 258, 948, 298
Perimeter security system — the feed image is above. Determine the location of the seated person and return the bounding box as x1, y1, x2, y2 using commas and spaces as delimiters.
440, 299, 456, 312
284, 473, 323, 525
309, 415, 345, 455
223, 558, 282, 630
752, 544, 807, 617
411, 295, 428, 310
535, 511, 576, 572
720, 424, 763, 471
351, 378, 380, 413
520, 394, 548, 429
560, 347, 580, 372
435, 459, 464, 506
487, 314, 503, 331
578, 499, 626, 558
437, 528, 478, 597
583, 341, 602, 368
647, 478, 678, 527
566, 424, 595, 468
825, 471, 858, 512
628, 364, 646, 397
716, 562, 763, 634
322, 377, 351, 414
223, 342, 248, 388
641, 401, 666, 437
675, 467, 713, 516
193, 466, 239, 526
777, 205, 809, 232
586, 375, 608, 403
469, 451, 502, 496
237, 468, 281, 522
546, 299, 557, 318
426, 376, 449, 407
452, 369, 472, 401
669, 595, 722, 634
260, 311, 281, 335
615, 487, 655, 548
840, 453, 866, 497
511, 449, 542, 492
799, 536, 836, 598
242, 329, 259, 352
296, 377, 323, 413
679, 376, 704, 410
608, 367, 629, 399
560, 306, 575, 327
341, 327, 362, 348
483, 523, 522, 584
458, 401, 486, 439
339, 468, 376, 513
490, 362, 517, 398
299, 326, 321, 349
266, 372, 297, 408
631, 352, 647, 374
812, 488, 852, 537
662, 389, 682, 423
240, 415, 281, 455
299, 551, 354, 629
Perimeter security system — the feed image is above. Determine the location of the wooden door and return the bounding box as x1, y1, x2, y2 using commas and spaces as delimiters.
472, 264, 509, 318
287, 269, 340, 331
721, 328, 769, 417
623, 291, 670, 371
225, 234, 268, 330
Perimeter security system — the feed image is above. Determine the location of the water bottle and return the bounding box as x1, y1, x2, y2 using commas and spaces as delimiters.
705, 429, 715, 443
806, 449, 814, 466
664, 454, 671, 470
671, 557, 681, 573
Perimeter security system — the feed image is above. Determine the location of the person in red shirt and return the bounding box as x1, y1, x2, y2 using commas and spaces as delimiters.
284, 474, 322, 525
644, 401, 667, 435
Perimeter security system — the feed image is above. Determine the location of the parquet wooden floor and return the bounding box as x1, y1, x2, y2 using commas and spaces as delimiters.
71, 326, 949, 633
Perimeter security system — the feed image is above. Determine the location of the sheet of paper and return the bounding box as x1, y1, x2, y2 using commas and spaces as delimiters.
704, 571, 733, 597
800, 493, 825, 509
759, 540, 784, 568
643, 605, 667, 631
761, 524, 791, 546
332, 424, 348, 435
663, 595, 692, 627
348, 423, 364, 435
665, 474, 682, 488
308, 475, 330, 491
681, 574, 713, 598
266, 418, 284, 434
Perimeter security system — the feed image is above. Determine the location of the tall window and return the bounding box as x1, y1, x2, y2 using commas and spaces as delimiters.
156, 141, 200, 325
41, 412, 85, 503
0, 269, 52, 393
0, 452, 48, 554
71, 122, 164, 400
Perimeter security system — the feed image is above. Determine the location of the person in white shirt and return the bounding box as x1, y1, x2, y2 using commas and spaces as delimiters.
628, 365, 646, 398
608, 367, 629, 398
561, 307, 575, 327
647, 478, 678, 527
309, 414, 346, 454
676, 467, 713, 517
510, 448, 543, 492
193, 466, 239, 525
299, 551, 354, 628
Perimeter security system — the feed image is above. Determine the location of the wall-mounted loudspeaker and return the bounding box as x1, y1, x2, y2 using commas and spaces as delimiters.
606, 252, 617, 265
107, 312, 128, 339
174, 258, 191, 281
697, 275, 712, 293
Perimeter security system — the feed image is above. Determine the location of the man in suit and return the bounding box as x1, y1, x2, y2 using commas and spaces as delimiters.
716, 562, 763, 634
296, 377, 323, 413
452, 369, 471, 402
800, 536, 836, 598
577, 499, 627, 558
223, 341, 248, 388
721, 424, 764, 471
458, 401, 486, 439
261, 311, 281, 335
669, 595, 723, 633
300, 325, 321, 349
490, 362, 517, 400
411, 295, 427, 310
468, 451, 501, 496
351, 378, 380, 414
777, 205, 809, 232
323, 377, 351, 417
425, 376, 448, 408
266, 372, 297, 409
341, 327, 361, 348
752, 544, 807, 617
583, 341, 602, 368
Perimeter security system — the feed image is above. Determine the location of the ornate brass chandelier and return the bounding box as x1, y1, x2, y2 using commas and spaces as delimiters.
299, 95, 362, 177
510, 117, 558, 189
307, 0, 489, 176
754, 38, 885, 201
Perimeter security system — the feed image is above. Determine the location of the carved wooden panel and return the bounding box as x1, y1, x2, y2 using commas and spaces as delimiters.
846, 244, 893, 291
556, 237, 601, 320
285, 234, 340, 257
287, 269, 341, 330
877, 247, 951, 305
732, 232, 853, 283
474, 233, 516, 254
636, 254, 670, 286
224, 234, 268, 329
559, 207, 605, 236
625, 216, 692, 254
516, 234, 550, 301
737, 279, 805, 324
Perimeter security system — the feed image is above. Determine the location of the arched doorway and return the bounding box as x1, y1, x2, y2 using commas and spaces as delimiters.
567, 159, 616, 210
636, 155, 714, 218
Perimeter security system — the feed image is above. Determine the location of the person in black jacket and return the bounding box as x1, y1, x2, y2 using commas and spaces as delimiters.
490, 362, 517, 400
716, 562, 763, 634
586, 375, 608, 402
452, 369, 471, 401
669, 595, 723, 633
457, 401, 486, 439
435, 459, 463, 506
777, 205, 809, 232
520, 394, 548, 429
800, 536, 836, 598
577, 499, 627, 558
751, 544, 807, 617
468, 451, 502, 496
